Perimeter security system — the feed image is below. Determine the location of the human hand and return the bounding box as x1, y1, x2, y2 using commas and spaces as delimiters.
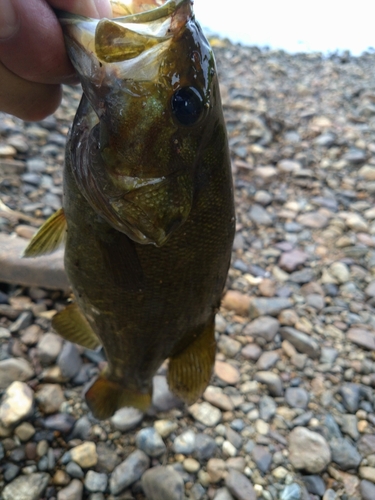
0, 0, 112, 121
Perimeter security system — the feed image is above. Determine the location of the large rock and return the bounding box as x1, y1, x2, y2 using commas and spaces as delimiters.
225, 469, 256, 500
0, 358, 34, 390
2, 472, 50, 500
289, 427, 331, 473
0, 233, 69, 290
0, 381, 34, 427
110, 449, 150, 495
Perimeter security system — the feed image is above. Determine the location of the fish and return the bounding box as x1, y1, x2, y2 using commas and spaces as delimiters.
24, 0, 235, 419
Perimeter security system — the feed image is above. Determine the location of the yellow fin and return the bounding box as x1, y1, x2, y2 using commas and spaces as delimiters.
52, 303, 101, 350
85, 373, 151, 419
23, 208, 67, 257
167, 318, 216, 405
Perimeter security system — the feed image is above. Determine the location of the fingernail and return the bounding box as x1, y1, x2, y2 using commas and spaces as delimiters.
0, 0, 19, 39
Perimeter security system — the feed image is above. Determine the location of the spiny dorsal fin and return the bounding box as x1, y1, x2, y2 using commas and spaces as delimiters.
23, 208, 67, 257
167, 317, 216, 405
52, 303, 101, 350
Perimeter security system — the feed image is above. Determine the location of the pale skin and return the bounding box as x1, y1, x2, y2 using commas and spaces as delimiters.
0, 0, 112, 121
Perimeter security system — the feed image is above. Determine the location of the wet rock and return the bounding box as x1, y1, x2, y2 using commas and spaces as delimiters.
154, 419, 178, 438
358, 435, 375, 456
249, 204, 273, 226
241, 343, 262, 360
259, 395, 277, 421
225, 468, 256, 500
359, 466, 375, 483
136, 427, 166, 457
70, 442, 97, 468
2, 472, 50, 500
297, 212, 328, 229
204, 386, 234, 411
0, 381, 33, 427
289, 427, 331, 473
66, 462, 84, 479
110, 449, 150, 495
217, 335, 241, 357
14, 421, 35, 441
84, 471, 108, 493
43, 413, 76, 433
152, 375, 183, 412
243, 316, 280, 341
213, 488, 234, 500
251, 445, 272, 473
141, 466, 184, 500
111, 406, 144, 431
95, 442, 121, 474
0, 358, 34, 389
194, 433, 217, 461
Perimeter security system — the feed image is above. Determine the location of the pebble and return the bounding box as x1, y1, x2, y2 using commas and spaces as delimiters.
57, 342, 82, 379
297, 212, 328, 228
0, 358, 34, 389
279, 249, 309, 272
35, 383, 65, 414
280, 327, 320, 359
285, 387, 309, 409
70, 441, 98, 468
194, 433, 218, 461
0, 381, 33, 427
214, 360, 240, 384
280, 483, 301, 500
173, 429, 196, 454
254, 371, 283, 396
2, 472, 50, 500
189, 402, 222, 426
66, 461, 84, 479
152, 375, 183, 412
225, 468, 256, 500
302, 475, 326, 496
289, 427, 331, 473
221, 290, 251, 316
204, 386, 234, 411
339, 383, 361, 413
329, 437, 362, 470
136, 426, 166, 457
248, 297, 292, 319
109, 449, 150, 495
256, 350, 279, 370
57, 479, 83, 500
347, 328, 375, 350
361, 479, 375, 500
37, 332, 63, 365
241, 343, 262, 360
252, 445, 272, 473
154, 419, 178, 438
243, 316, 280, 341
14, 422, 35, 441
214, 488, 234, 500
111, 406, 144, 431
360, 466, 375, 483
84, 471, 108, 493
183, 457, 200, 473
141, 465, 184, 500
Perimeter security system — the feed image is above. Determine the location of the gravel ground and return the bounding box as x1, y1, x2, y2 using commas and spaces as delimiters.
1, 40, 375, 500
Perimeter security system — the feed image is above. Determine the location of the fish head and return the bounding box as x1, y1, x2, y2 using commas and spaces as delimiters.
59, 0, 221, 246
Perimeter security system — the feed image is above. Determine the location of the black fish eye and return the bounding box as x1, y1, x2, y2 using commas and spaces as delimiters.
171, 87, 204, 125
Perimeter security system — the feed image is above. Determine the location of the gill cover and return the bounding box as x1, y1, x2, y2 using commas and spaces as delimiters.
58, 0, 205, 246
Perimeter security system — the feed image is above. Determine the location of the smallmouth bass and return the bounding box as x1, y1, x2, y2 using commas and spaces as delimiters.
24, 0, 235, 419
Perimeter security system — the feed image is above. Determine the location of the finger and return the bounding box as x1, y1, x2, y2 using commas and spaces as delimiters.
0, 61, 62, 121
48, 0, 112, 18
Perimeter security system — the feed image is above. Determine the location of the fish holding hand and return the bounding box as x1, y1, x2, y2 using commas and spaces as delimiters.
24, 0, 235, 419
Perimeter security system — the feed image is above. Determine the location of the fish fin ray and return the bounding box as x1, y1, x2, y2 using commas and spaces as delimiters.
85, 373, 151, 419
23, 208, 67, 257
168, 317, 216, 405
52, 303, 101, 350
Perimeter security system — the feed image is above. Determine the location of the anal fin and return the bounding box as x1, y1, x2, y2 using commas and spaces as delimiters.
85, 372, 151, 419
167, 317, 216, 405
52, 303, 101, 350
23, 208, 67, 257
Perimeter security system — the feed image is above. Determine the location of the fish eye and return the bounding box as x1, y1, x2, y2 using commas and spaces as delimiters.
171, 87, 204, 125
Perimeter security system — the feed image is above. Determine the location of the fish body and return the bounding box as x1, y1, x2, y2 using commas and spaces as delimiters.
25, 0, 235, 419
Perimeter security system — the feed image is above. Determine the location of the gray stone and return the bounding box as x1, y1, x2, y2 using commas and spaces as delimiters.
361, 479, 375, 500
279, 249, 308, 272
141, 466, 184, 500
66, 461, 84, 479
0, 358, 34, 390
289, 427, 331, 473
249, 204, 273, 226
358, 434, 375, 456
173, 429, 196, 455
189, 402, 222, 426
280, 483, 302, 500
330, 437, 362, 470
251, 445, 272, 473
109, 449, 150, 495
0, 381, 34, 427
36, 383, 65, 414
254, 371, 283, 396
58, 342, 82, 379
214, 488, 234, 500
95, 442, 121, 474
280, 327, 320, 359
259, 395, 277, 421
84, 471, 108, 493
136, 427, 166, 457
347, 328, 375, 350
37, 332, 63, 365
285, 387, 310, 409
194, 433, 217, 461
339, 383, 361, 413
341, 414, 359, 440
2, 473, 50, 500
9, 311, 33, 333
57, 479, 83, 500
225, 469, 256, 500
256, 351, 279, 370
111, 406, 144, 431
152, 375, 183, 412
248, 298, 292, 319
302, 475, 326, 496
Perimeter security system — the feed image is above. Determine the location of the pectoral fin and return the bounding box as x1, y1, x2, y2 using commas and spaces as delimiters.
85, 371, 151, 419
52, 303, 101, 350
167, 317, 216, 405
23, 208, 67, 257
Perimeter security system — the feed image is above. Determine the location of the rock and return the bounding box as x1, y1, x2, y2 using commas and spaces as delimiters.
2, 472, 50, 500
57, 342, 82, 379
279, 249, 308, 272
154, 419, 178, 438
96, 442, 121, 474
214, 488, 234, 500
361, 479, 375, 500
347, 328, 375, 350
0, 358, 34, 390
251, 445, 272, 473
254, 371, 283, 396
152, 375, 183, 412
249, 204, 273, 226
84, 471, 108, 493
14, 422, 35, 441
43, 413, 76, 433
330, 437, 361, 470
330, 262, 350, 283
218, 335, 242, 357
194, 433, 217, 461
0, 233, 68, 290
280, 483, 301, 500
302, 475, 326, 496
225, 469, 256, 500
214, 360, 240, 384
0, 381, 33, 427
207, 458, 227, 483
346, 213, 368, 232
66, 462, 84, 479
173, 429, 196, 454
360, 466, 375, 483
256, 351, 279, 370
259, 395, 277, 421
36, 384, 65, 414
280, 327, 320, 358
37, 333, 63, 365
111, 406, 144, 431
110, 449, 150, 495
189, 402, 222, 426
248, 297, 292, 319
222, 291, 251, 316
358, 435, 375, 456
57, 479, 83, 500
339, 383, 361, 413
241, 343, 262, 360
297, 212, 328, 229
341, 414, 359, 440
70, 442, 98, 468
289, 427, 331, 473
204, 386, 234, 411
243, 316, 280, 341
136, 427, 166, 457
183, 457, 200, 473
285, 387, 309, 409
141, 466, 184, 500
